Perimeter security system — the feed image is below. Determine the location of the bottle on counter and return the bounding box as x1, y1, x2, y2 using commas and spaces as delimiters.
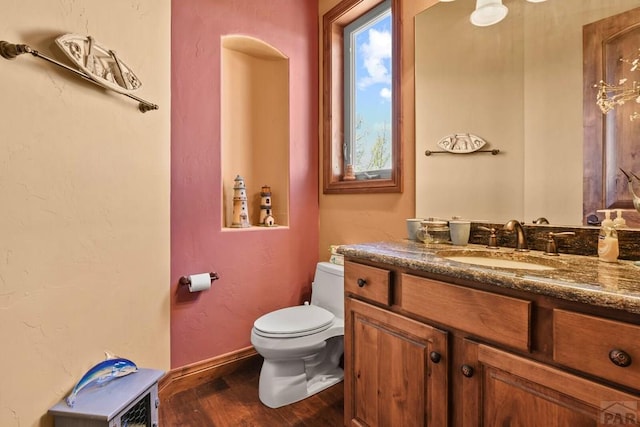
613, 209, 628, 229
597, 209, 619, 263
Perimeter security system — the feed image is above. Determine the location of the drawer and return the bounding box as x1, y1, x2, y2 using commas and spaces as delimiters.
344, 261, 391, 306
554, 309, 640, 390
400, 274, 531, 351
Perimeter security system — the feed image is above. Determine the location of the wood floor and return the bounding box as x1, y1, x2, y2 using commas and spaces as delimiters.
159, 357, 344, 426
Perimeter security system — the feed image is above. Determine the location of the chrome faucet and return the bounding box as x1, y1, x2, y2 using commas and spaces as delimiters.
503, 220, 529, 252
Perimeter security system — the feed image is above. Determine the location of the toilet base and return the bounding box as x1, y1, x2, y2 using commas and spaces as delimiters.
257, 336, 344, 408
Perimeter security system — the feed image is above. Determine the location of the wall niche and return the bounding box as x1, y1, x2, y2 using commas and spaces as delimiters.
221, 35, 290, 229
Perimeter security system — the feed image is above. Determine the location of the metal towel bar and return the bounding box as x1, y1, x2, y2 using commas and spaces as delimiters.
0, 40, 158, 113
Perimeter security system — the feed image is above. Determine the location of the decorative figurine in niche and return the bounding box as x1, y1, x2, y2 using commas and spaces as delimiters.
66, 352, 137, 407
260, 185, 276, 226
231, 175, 251, 228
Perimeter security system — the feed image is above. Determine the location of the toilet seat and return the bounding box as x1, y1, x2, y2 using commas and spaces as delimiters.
253, 305, 335, 338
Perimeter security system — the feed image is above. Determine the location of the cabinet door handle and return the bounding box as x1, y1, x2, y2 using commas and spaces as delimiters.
461, 364, 474, 378
609, 349, 632, 367
429, 351, 441, 364
357, 278, 367, 288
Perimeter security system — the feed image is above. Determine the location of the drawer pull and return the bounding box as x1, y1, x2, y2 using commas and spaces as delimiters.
357, 278, 367, 288
609, 349, 632, 367
461, 364, 474, 378
429, 351, 441, 364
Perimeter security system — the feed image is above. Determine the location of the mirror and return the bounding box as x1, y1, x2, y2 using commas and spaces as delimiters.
414, 0, 640, 227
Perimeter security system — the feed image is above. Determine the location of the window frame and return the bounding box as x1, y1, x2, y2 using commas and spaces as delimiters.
322, 0, 402, 194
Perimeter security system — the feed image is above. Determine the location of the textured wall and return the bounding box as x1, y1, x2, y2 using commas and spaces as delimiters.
171, 0, 319, 367
0, 1, 171, 426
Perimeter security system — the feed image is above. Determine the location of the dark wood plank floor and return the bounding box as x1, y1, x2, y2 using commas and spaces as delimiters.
160, 358, 344, 426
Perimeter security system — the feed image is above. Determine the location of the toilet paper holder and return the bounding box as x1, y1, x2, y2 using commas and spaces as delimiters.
179, 272, 220, 287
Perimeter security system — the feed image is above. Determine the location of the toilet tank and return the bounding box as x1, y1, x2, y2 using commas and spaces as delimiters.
311, 262, 344, 318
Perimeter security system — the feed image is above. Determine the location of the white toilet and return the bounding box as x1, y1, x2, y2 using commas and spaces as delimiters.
250, 262, 345, 408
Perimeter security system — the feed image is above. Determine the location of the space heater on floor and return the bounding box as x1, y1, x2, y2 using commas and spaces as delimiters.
49, 368, 164, 427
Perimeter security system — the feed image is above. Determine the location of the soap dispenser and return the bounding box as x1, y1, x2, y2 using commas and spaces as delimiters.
597, 209, 619, 263
613, 209, 628, 229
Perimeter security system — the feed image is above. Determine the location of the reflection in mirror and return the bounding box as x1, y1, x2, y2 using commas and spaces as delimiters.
584, 6, 640, 228
414, 0, 640, 227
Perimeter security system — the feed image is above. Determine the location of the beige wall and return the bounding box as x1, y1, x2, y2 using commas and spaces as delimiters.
415, 0, 640, 226
0, 2, 171, 426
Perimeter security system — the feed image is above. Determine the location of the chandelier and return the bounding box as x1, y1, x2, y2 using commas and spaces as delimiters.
595, 50, 640, 121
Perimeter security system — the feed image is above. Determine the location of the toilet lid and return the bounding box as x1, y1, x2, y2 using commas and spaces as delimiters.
253, 305, 335, 338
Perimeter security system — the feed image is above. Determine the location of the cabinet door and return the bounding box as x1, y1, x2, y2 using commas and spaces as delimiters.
461, 340, 640, 426
344, 297, 448, 427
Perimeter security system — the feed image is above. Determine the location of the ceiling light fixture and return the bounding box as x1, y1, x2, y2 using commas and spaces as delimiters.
470, 0, 508, 27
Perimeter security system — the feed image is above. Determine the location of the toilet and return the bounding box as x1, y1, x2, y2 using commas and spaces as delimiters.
250, 262, 345, 408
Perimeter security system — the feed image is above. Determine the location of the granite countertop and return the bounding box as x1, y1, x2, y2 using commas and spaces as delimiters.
338, 240, 640, 314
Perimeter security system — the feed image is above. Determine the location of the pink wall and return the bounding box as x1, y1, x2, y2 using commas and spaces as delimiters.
171, 0, 319, 368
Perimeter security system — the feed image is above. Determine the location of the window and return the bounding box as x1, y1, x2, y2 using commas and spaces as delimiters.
344, 0, 392, 180
323, 0, 402, 194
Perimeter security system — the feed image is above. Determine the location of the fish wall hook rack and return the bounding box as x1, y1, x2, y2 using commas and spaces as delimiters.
425, 133, 500, 156
0, 36, 158, 113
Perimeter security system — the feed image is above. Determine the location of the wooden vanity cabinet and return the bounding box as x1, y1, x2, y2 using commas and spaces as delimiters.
344, 259, 640, 427
461, 340, 640, 426
344, 297, 448, 426
344, 262, 448, 426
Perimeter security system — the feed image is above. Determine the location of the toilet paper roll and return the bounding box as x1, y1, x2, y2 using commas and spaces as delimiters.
188, 273, 211, 292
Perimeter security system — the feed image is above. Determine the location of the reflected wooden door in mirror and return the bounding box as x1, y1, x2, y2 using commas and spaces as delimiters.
584, 6, 640, 228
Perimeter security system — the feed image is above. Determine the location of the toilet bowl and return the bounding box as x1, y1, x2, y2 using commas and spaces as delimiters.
250, 262, 345, 408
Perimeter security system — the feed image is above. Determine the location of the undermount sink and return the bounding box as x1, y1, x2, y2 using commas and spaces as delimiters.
436, 249, 561, 271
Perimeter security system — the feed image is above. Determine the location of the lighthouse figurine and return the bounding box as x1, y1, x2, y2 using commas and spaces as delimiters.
231, 175, 251, 228
260, 185, 276, 226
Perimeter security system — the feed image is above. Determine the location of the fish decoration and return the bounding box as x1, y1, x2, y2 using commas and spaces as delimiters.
66, 353, 138, 407
620, 168, 640, 212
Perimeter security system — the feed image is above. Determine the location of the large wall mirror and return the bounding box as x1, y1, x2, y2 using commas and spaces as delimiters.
414, 0, 640, 227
